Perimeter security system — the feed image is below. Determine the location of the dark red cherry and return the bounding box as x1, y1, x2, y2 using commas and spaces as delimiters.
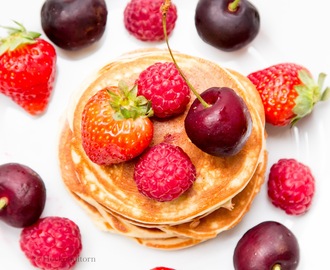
0, 163, 46, 228
233, 221, 300, 270
41, 0, 108, 50
195, 0, 260, 51
184, 87, 252, 156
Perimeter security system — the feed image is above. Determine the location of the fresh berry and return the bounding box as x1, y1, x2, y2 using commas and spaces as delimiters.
0, 21, 56, 115
161, 5, 252, 157
151, 267, 175, 270
136, 62, 190, 118
134, 142, 196, 202
0, 163, 46, 228
195, 0, 260, 52
233, 221, 300, 270
124, 0, 177, 41
247, 63, 330, 126
41, 0, 108, 51
81, 82, 154, 165
185, 87, 252, 157
267, 158, 315, 215
20, 216, 82, 270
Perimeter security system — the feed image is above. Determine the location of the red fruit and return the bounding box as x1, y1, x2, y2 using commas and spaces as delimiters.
124, 0, 177, 41
134, 142, 196, 202
195, 0, 260, 52
151, 267, 175, 270
247, 63, 330, 126
233, 221, 300, 270
20, 216, 82, 270
185, 87, 252, 157
0, 163, 46, 228
136, 62, 190, 118
81, 83, 154, 165
267, 158, 315, 215
0, 22, 56, 115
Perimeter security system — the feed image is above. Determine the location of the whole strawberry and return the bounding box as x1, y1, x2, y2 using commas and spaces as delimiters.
247, 63, 330, 126
267, 158, 315, 215
81, 82, 154, 165
136, 62, 190, 118
0, 21, 56, 115
20, 216, 82, 270
134, 142, 196, 202
124, 0, 177, 41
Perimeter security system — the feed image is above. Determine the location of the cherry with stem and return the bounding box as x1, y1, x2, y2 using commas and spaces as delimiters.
160, 0, 253, 157
161, 0, 209, 109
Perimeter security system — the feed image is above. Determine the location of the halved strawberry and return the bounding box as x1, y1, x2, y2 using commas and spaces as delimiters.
247, 63, 330, 126
0, 21, 57, 115
81, 82, 154, 165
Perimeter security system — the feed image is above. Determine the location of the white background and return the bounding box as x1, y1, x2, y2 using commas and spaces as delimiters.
0, 0, 329, 269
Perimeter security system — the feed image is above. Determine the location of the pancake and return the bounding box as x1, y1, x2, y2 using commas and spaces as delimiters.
59, 121, 267, 249
59, 122, 173, 239
58, 48, 267, 248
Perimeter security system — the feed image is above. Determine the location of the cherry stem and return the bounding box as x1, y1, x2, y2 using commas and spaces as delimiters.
0, 197, 8, 210
161, 0, 210, 108
228, 0, 241, 12
272, 264, 282, 270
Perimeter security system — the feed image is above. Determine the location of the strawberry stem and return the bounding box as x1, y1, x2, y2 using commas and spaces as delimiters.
228, 0, 241, 12
161, 0, 210, 108
0, 197, 8, 210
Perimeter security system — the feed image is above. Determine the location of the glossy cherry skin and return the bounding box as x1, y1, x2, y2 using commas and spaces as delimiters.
0, 163, 46, 228
195, 0, 260, 51
41, 0, 108, 50
184, 87, 252, 156
233, 221, 300, 270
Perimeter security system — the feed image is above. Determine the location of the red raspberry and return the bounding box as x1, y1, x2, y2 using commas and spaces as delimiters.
136, 62, 190, 118
151, 267, 175, 270
267, 158, 315, 215
134, 142, 196, 202
20, 216, 82, 270
124, 0, 177, 41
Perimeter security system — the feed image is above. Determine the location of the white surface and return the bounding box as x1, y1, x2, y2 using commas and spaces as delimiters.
0, 0, 329, 269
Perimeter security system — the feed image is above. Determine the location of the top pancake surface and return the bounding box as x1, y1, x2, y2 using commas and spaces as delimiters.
64, 49, 265, 225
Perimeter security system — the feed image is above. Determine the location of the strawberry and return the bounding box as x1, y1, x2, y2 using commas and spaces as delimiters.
81, 82, 154, 165
124, 0, 177, 41
247, 63, 330, 126
136, 62, 190, 118
0, 21, 56, 115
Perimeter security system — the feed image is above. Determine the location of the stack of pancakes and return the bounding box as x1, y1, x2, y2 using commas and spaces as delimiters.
58, 49, 267, 250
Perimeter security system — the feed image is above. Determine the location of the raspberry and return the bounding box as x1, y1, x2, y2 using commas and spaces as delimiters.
20, 216, 82, 270
267, 158, 315, 215
124, 0, 177, 41
151, 267, 175, 270
136, 62, 190, 118
134, 142, 196, 202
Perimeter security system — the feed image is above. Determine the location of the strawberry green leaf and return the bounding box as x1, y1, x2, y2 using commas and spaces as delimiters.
318, 73, 330, 101
108, 81, 153, 121
0, 21, 40, 55
321, 87, 330, 101
292, 70, 330, 125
